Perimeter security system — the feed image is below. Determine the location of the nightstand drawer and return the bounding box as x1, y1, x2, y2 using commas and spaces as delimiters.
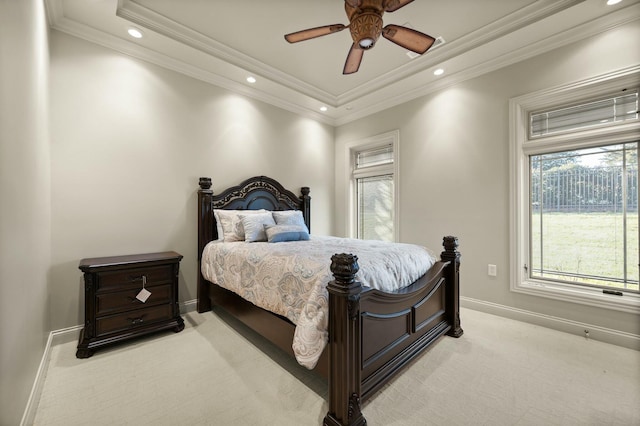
96, 304, 173, 337
96, 265, 173, 292
96, 284, 172, 316
77, 251, 184, 358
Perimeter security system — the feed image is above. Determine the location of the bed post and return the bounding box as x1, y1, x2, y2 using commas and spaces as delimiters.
300, 186, 311, 233
324, 254, 367, 426
442, 236, 463, 338
197, 177, 214, 313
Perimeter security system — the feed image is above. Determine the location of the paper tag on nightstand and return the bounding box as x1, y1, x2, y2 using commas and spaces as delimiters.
136, 288, 151, 303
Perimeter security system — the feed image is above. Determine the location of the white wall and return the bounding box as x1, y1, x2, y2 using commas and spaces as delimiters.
49, 31, 335, 330
0, 0, 51, 424
335, 21, 640, 341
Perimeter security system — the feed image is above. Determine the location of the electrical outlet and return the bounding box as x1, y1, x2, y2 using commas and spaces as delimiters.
488, 264, 497, 277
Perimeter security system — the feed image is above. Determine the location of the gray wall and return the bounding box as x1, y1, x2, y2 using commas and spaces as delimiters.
334, 20, 640, 340
48, 32, 336, 330
0, 0, 51, 424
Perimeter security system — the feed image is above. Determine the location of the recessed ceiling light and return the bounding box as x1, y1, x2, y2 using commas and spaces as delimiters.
127, 28, 143, 39
606, 0, 622, 5
246, 76, 256, 84
434, 68, 444, 76
320, 106, 328, 112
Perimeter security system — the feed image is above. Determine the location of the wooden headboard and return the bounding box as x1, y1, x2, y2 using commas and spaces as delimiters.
197, 176, 311, 258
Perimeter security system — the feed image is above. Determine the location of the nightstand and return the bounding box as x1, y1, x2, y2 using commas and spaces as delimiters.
76, 251, 185, 358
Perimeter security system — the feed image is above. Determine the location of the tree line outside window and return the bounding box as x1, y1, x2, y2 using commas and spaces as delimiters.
531, 143, 638, 214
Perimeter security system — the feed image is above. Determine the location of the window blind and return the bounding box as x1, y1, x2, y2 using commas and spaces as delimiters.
357, 174, 394, 241
530, 90, 638, 137
356, 144, 393, 169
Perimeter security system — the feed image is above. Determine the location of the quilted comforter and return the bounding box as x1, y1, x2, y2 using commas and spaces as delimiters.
201, 236, 436, 369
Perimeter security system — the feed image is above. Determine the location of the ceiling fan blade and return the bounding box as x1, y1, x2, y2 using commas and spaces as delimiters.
382, 24, 435, 54
343, 43, 364, 75
383, 0, 415, 13
284, 24, 347, 43
345, 0, 362, 8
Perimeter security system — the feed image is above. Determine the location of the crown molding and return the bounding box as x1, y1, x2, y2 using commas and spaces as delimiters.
115, 0, 337, 106
337, 0, 584, 104
116, 0, 583, 107
44, 0, 640, 127
335, 4, 640, 125
44, 0, 337, 125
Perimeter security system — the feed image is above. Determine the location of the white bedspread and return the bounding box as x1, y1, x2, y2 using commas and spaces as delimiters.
201, 236, 437, 369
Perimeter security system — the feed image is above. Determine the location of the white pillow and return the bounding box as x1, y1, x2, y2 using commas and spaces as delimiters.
272, 210, 307, 230
240, 212, 275, 242
213, 212, 224, 241
214, 209, 267, 242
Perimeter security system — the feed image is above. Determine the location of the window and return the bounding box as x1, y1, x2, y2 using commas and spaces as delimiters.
530, 143, 638, 292
510, 67, 640, 313
347, 131, 399, 241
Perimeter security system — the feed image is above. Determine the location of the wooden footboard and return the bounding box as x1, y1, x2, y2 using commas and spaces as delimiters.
323, 237, 462, 426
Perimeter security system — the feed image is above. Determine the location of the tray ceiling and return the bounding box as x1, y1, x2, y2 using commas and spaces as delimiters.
46, 0, 640, 125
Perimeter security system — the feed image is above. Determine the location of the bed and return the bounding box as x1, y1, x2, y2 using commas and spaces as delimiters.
197, 175, 463, 426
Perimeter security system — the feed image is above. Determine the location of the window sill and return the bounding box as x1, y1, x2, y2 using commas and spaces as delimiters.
512, 278, 640, 314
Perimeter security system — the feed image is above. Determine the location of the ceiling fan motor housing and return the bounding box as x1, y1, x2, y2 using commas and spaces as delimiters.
350, 12, 383, 48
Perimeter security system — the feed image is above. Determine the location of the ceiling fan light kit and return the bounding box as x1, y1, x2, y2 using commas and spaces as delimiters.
284, 0, 435, 75
350, 12, 383, 49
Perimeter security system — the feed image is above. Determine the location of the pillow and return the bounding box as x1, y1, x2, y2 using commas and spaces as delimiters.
264, 224, 310, 243
272, 210, 307, 230
214, 209, 267, 242
213, 215, 224, 241
240, 212, 276, 242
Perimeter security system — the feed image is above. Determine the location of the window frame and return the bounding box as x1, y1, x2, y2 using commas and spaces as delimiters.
509, 66, 640, 314
345, 130, 400, 241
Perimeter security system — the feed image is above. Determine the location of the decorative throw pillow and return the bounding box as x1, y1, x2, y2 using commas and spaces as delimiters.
272, 210, 307, 230
240, 212, 276, 242
264, 224, 310, 243
214, 209, 267, 242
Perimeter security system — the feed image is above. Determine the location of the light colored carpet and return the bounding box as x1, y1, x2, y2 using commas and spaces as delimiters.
33, 308, 640, 426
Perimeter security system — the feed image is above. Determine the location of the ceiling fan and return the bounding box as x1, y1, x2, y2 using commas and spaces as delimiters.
284, 0, 436, 75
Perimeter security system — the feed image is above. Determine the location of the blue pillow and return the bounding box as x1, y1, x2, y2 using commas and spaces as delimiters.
264, 224, 310, 243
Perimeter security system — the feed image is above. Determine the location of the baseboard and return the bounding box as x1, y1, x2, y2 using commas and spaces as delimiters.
19, 332, 51, 426
461, 297, 640, 351
181, 298, 198, 314
20, 299, 199, 425
19, 325, 79, 426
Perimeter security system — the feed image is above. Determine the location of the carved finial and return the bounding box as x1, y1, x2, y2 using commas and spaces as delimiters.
441, 235, 461, 266
443, 236, 459, 252
301, 186, 310, 197
330, 253, 359, 284
199, 177, 212, 190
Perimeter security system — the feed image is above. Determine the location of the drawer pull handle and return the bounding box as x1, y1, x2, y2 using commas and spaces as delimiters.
129, 315, 145, 325
130, 275, 147, 285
